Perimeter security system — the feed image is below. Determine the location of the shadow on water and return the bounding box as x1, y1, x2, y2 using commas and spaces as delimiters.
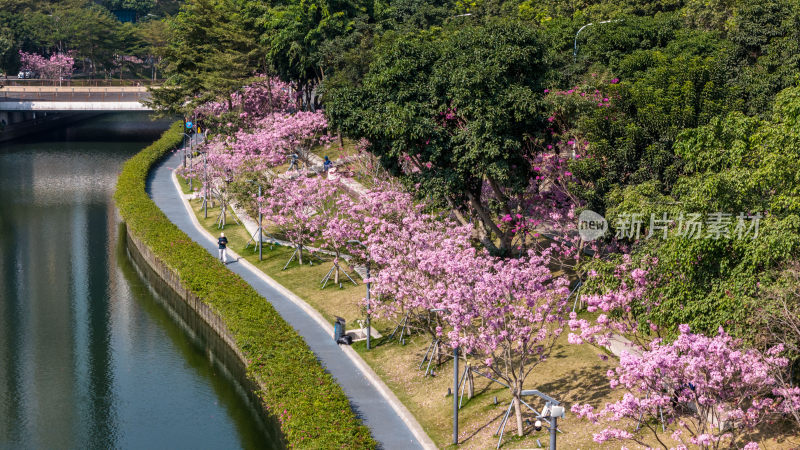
1, 112, 175, 148
115, 223, 285, 449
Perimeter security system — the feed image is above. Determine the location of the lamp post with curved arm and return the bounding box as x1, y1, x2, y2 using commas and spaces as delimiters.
573, 20, 623, 61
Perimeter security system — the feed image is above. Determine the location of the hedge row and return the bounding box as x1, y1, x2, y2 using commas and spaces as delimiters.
114, 121, 376, 449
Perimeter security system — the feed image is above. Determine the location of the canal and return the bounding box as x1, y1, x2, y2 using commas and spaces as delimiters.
0, 114, 276, 449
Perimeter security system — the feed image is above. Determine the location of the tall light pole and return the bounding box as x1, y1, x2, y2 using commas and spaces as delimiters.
453, 344, 459, 444
182, 132, 187, 168
202, 150, 208, 219
573, 20, 622, 61
365, 261, 371, 350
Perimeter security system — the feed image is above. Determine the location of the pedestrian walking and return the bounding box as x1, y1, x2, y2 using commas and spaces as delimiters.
218, 232, 229, 263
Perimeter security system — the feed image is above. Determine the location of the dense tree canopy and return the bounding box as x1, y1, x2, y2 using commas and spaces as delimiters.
146, 0, 265, 114
147, 0, 800, 444
326, 20, 550, 253
0, 0, 175, 76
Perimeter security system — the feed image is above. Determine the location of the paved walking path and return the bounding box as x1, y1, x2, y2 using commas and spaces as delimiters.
147, 149, 432, 450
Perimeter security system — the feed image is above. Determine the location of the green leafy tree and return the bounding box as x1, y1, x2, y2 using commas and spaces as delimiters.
98, 0, 156, 16
567, 31, 739, 212
135, 18, 169, 80
327, 20, 551, 253
148, 0, 266, 115
589, 86, 800, 337
261, 0, 370, 109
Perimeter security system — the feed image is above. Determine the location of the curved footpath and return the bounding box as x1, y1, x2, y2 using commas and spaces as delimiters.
146, 149, 432, 449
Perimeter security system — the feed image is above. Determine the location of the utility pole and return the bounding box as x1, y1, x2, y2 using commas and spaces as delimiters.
365, 262, 371, 350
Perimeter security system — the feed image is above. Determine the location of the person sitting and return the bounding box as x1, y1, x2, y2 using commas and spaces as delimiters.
323, 155, 333, 172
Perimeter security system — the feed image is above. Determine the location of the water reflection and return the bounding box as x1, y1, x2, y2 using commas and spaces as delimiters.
0, 113, 277, 449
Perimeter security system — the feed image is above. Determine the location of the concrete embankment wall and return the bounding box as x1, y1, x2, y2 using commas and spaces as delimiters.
123, 226, 284, 446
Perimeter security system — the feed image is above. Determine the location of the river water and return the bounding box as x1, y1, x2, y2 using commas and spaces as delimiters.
0, 114, 275, 449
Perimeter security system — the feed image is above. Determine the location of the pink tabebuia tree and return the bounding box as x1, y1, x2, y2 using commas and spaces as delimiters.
195, 76, 296, 124
19, 51, 74, 80
571, 325, 792, 450
307, 180, 360, 285
365, 200, 475, 337
320, 183, 421, 288
188, 135, 277, 226
252, 111, 330, 167
207, 108, 328, 175
260, 176, 338, 267
568, 256, 659, 351
444, 250, 571, 437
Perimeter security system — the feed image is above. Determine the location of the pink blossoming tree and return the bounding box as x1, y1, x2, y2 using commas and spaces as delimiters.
444, 250, 571, 437
366, 202, 474, 338
260, 176, 337, 267
571, 325, 792, 450
19, 51, 75, 81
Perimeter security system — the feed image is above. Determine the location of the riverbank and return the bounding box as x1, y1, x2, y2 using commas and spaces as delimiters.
114, 122, 376, 449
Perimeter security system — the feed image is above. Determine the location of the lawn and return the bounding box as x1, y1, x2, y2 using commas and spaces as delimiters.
312, 137, 359, 162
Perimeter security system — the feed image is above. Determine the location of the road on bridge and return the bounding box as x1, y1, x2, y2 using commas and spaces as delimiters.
1, 86, 150, 102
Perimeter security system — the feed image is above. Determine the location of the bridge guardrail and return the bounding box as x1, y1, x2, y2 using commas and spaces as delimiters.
1, 88, 150, 103
0, 78, 163, 87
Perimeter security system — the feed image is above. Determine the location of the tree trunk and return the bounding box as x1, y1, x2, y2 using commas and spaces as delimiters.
298, 244, 304, 265
466, 190, 510, 254
513, 391, 524, 437
334, 263, 339, 284
467, 367, 474, 399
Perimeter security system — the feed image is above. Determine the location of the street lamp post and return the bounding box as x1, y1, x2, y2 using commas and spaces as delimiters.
182, 132, 187, 168
365, 261, 371, 350
182, 132, 195, 168
243, 179, 267, 260
258, 184, 263, 261
202, 150, 208, 219
453, 344, 459, 444
573, 20, 622, 61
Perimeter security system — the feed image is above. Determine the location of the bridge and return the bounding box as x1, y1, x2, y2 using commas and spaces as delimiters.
0, 85, 152, 111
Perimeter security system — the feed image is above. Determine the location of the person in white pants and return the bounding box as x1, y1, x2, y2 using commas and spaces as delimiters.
218, 232, 229, 263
